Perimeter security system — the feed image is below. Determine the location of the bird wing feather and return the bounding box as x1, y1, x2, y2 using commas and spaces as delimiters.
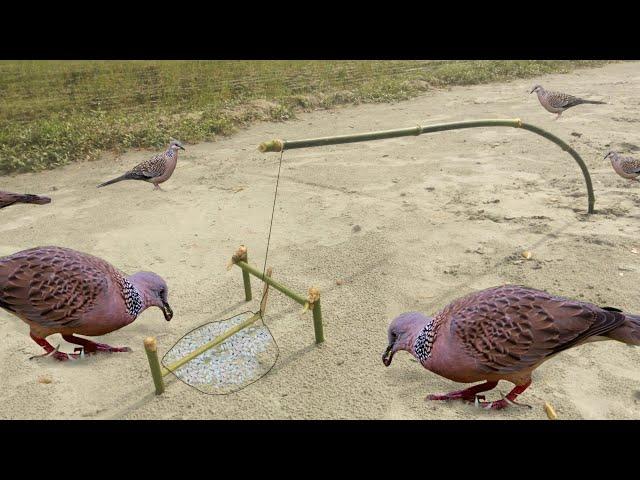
546, 91, 582, 109
620, 157, 640, 175
0, 191, 20, 208
448, 285, 625, 374
0, 191, 49, 209
0, 246, 120, 329
129, 152, 167, 179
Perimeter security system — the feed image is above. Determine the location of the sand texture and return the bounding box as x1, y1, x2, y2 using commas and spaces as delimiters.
2, 62, 640, 419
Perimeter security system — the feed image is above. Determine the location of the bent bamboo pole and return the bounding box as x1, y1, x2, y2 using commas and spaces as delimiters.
258, 119, 595, 214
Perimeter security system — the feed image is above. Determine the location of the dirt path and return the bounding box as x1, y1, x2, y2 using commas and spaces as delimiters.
2, 61, 640, 419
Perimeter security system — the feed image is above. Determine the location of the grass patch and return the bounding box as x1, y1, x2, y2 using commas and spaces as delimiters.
0, 60, 611, 174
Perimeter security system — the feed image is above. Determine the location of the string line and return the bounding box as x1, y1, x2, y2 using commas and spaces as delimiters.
258, 148, 285, 321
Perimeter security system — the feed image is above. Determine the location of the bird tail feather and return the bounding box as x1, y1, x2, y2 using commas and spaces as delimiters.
605, 310, 640, 346
97, 174, 129, 188
579, 99, 607, 105
19, 194, 51, 205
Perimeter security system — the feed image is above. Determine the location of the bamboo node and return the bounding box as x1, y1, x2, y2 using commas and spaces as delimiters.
227, 245, 248, 270
515, 118, 523, 128
414, 125, 423, 135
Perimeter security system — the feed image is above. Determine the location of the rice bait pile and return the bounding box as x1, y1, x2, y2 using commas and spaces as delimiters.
162, 312, 278, 394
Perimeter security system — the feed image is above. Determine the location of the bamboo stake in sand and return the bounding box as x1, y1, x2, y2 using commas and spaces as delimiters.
143, 337, 165, 395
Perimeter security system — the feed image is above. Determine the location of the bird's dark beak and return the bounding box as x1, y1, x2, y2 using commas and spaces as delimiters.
382, 344, 394, 367
162, 301, 173, 321
530, 88, 535, 94
179, 146, 185, 150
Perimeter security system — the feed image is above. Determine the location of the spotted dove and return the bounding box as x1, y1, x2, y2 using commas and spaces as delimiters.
383, 285, 640, 410
0, 246, 173, 361
604, 151, 640, 181
530, 85, 606, 120
0, 191, 51, 210
97, 139, 185, 190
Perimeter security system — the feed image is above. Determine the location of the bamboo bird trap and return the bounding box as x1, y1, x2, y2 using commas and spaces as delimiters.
144, 248, 323, 395
258, 118, 596, 214
144, 118, 593, 396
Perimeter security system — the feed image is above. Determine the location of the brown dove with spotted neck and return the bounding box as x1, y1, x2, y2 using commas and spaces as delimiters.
97, 139, 185, 190
0, 246, 173, 361
383, 285, 640, 410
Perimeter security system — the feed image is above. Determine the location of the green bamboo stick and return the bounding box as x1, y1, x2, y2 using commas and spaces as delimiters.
312, 299, 324, 344
144, 337, 165, 395
242, 250, 252, 302
257, 118, 595, 214
517, 122, 594, 214
235, 260, 308, 306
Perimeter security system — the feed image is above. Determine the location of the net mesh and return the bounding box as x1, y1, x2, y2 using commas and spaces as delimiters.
161, 311, 278, 395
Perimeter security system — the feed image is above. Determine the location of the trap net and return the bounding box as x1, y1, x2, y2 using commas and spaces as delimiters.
158, 266, 278, 395
161, 311, 278, 395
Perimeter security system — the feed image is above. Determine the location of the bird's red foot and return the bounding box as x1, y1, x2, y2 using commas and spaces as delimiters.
29, 345, 82, 362
427, 392, 484, 402
474, 381, 533, 410
426, 381, 533, 411
63, 335, 132, 354
426, 381, 498, 403
474, 395, 532, 410
73, 344, 132, 354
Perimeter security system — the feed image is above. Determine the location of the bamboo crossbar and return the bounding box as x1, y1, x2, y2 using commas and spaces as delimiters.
234, 260, 308, 306
231, 251, 324, 344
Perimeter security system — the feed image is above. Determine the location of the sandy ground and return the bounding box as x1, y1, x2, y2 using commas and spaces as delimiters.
2, 62, 640, 420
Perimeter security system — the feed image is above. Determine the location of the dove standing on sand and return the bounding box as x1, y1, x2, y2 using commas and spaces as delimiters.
0, 191, 51, 210
383, 285, 640, 410
97, 139, 185, 190
530, 85, 606, 120
0, 246, 173, 361
604, 151, 640, 182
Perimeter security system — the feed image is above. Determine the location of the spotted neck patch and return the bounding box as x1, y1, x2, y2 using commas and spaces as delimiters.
413, 321, 437, 362
120, 277, 144, 317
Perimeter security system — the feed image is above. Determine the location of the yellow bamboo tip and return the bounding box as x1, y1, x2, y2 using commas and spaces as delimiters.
258, 139, 284, 153
307, 287, 321, 304
144, 337, 157, 352
544, 402, 558, 420
228, 245, 248, 269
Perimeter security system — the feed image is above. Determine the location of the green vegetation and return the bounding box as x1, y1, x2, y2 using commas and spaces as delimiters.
0, 60, 610, 174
